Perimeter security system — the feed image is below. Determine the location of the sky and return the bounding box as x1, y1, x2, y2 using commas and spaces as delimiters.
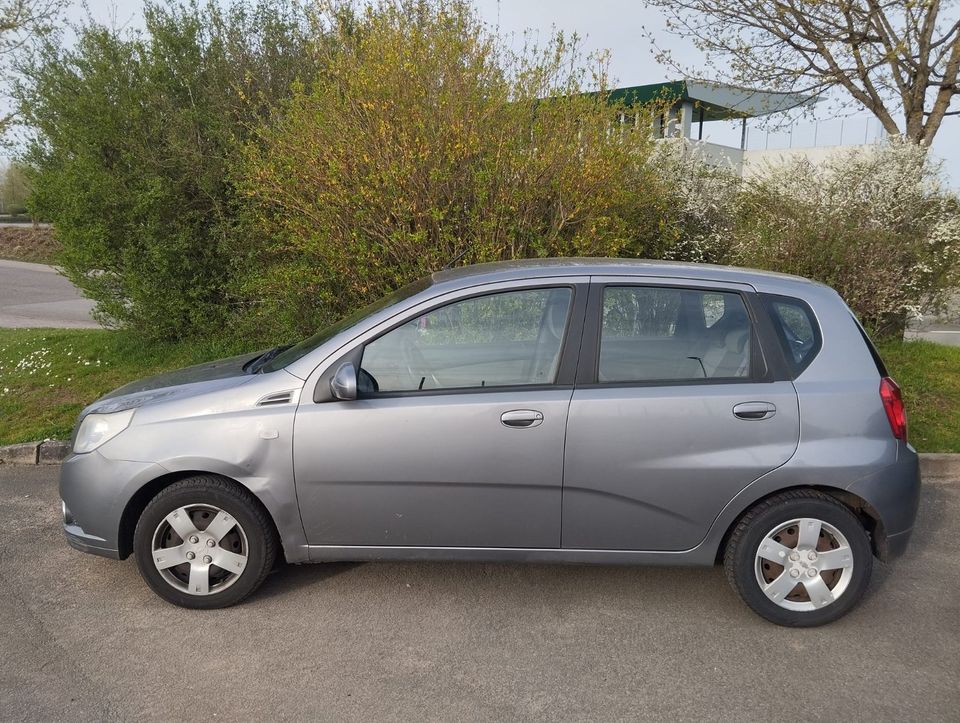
471, 0, 959, 184
8, 0, 960, 185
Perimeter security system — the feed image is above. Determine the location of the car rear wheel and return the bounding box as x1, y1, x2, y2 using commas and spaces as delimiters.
723, 490, 873, 627
133, 475, 277, 609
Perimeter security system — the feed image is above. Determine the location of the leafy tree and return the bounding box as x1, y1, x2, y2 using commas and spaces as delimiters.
644, 0, 960, 144
0, 160, 30, 214
16, 0, 318, 336
1, 0, 66, 132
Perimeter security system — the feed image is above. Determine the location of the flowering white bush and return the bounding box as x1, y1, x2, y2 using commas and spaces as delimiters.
731, 138, 960, 336
649, 139, 740, 263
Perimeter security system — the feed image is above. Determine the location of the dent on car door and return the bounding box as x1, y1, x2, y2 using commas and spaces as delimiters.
562, 282, 800, 552
293, 281, 587, 549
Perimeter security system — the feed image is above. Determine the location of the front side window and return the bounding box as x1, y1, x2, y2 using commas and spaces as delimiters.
360, 288, 572, 393
599, 286, 752, 382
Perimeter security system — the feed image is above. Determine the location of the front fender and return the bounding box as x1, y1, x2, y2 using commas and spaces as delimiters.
154, 456, 309, 563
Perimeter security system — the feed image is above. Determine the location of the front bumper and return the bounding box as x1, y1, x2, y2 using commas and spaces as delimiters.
59, 450, 167, 559
64, 525, 121, 559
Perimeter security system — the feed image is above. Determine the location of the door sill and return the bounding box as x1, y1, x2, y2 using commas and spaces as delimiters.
305, 543, 710, 566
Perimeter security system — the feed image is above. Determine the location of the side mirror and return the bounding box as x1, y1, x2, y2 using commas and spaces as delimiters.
330, 362, 358, 401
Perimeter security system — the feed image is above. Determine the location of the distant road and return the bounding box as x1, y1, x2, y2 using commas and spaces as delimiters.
906, 291, 960, 347
0, 259, 100, 329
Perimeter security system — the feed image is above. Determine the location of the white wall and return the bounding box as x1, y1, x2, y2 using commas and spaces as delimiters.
666, 139, 877, 177
741, 145, 876, 177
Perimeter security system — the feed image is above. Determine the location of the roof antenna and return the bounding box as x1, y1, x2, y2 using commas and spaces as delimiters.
442, 247, 470, 270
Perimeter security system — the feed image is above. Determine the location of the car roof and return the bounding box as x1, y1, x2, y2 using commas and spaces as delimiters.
430, 258, 821, 291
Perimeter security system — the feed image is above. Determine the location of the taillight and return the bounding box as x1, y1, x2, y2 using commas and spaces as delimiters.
880, 377, 907, 442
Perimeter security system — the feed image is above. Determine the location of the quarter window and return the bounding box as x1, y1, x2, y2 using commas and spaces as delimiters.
599, 286, 752, 382
360, 288, 572, 393
764, 295, 821, 375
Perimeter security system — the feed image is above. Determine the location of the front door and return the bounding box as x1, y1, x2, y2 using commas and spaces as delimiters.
562, 281, 800, 551
294, 282, 585, 549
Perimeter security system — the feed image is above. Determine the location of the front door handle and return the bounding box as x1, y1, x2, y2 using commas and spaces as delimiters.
733, 402, 777, 421
500, 410, 544, 428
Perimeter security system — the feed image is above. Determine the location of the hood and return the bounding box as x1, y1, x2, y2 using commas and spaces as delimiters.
100, 351, 263, 400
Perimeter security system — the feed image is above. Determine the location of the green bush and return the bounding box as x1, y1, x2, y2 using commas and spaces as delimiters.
15, 0, 318, 338
231, 0, 674, 340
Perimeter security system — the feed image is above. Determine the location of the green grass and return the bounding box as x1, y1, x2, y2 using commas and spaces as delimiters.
0, 329, 247, 445
876, 339, 960, 453
0, 330, 957, 452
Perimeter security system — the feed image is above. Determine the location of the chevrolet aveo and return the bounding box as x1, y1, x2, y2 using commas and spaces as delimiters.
60, 259, 920, 626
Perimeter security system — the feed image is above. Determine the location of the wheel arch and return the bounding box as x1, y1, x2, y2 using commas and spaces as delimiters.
714, 484, 887, 564
117, 470, 290, 562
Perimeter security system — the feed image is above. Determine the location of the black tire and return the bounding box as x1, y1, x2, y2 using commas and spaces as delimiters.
723, 489, 873, 627
133, 475, 278, 609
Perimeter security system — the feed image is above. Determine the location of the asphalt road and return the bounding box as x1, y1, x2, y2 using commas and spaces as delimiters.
0, 259, 99, 329
0, 466, 957, 722
905, 326, 960, 347
906, 292, 960, 347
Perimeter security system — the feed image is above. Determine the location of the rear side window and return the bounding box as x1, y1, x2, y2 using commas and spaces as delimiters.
763, 294, 822, 375
598, 286, 752, 382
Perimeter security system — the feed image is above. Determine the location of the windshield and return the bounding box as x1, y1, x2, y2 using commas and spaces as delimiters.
260, 276, 433, 373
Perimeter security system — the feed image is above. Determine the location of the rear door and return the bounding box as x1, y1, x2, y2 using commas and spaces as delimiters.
561, 278, 800, 551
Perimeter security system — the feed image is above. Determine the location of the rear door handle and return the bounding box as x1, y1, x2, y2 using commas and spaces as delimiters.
500, 410, 544, 428
733, 402, 777, 420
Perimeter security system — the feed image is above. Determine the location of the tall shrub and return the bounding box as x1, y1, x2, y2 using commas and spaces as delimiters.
232, 0, 672, 339
733, 139, 960, 337
15, 0, 318, 337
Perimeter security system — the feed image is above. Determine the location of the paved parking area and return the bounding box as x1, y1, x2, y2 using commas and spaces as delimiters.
0, 259, 98, 328
1, 466, 957, 721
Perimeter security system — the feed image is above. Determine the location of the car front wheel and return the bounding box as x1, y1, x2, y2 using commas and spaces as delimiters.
133, 475, 277, 609
723, 490, 873, 627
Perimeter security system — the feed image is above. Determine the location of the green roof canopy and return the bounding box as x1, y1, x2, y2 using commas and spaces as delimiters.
606, 80, 816, 122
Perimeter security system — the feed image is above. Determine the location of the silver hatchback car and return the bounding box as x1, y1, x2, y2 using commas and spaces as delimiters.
60, 259, 919, 626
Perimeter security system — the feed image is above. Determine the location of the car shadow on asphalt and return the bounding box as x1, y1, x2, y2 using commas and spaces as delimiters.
863, 480, 948, 599
253, 560, 363, 601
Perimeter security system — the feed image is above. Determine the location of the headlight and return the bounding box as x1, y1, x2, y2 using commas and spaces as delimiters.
73, 409, 135, 454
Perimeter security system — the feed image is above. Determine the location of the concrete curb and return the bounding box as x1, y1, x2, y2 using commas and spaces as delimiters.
918, 453, 960, 479
0, 439, 958, 477
0, 440, 71, 465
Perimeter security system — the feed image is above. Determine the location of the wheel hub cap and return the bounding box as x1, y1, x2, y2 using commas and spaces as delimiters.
151, 504, 249, 596
755, 517, 854, 612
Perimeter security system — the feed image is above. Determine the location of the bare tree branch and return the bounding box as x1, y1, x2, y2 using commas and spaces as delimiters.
1, 0, 67, 133
644, 0, 959, 144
